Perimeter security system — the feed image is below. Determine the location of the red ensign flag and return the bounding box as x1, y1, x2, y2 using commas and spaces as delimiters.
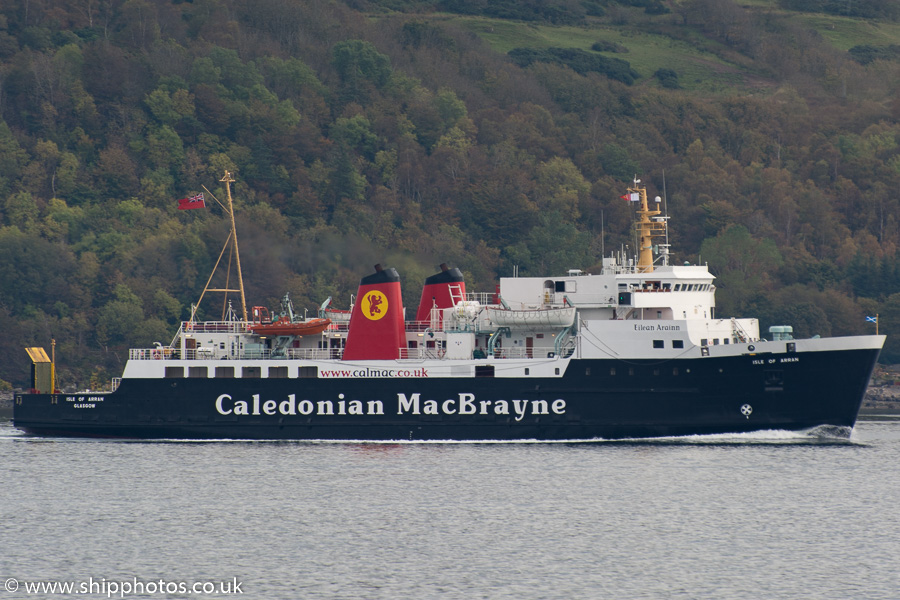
177, 193, 206, 210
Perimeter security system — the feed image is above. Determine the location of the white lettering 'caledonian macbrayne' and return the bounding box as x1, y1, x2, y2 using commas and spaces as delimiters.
215, 393, 567, 422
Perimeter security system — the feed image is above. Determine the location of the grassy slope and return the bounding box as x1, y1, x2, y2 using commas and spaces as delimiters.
796, 14, 900, 50
437, 4, 900, 96
447, 15, 757, 93
737, 0, 900, 48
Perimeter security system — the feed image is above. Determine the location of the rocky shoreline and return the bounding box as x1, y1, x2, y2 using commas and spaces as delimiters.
861, 365, 900, 415
0, 391, 12, 418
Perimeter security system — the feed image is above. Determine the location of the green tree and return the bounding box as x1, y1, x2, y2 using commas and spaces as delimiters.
331, 40, 392, 103
330, 115, 378, 159
0, 227, 77, 312
600, 143, 639, 181
0, 121, 28, 190
327, 147, 367, 207
525, 211, 592, 275
4, 191, 39, 231
701, 225, 784, 314
146, 125, 185, 170
534, 157, 590, 221
96, 284, 145, 347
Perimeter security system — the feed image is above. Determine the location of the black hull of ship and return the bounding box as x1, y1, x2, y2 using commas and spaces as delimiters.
14, 348, 879, 441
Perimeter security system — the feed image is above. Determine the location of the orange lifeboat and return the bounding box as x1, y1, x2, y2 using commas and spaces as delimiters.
249, 293, 331, 337
250, 316, 331, 337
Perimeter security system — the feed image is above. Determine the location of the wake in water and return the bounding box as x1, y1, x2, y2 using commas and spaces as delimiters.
609, 424, 859, 446
0, 419, 859, 445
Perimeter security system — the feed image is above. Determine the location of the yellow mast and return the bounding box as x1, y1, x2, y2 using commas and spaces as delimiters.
189, 170, 249, 323
222, 170, 248, 321
629, 181, 666, 273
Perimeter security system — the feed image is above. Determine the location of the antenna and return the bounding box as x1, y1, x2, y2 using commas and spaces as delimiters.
600, 209, 605, 260
663, 169, 669, 249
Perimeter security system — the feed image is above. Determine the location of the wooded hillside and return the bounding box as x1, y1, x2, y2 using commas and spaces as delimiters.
2, 0, 900, 389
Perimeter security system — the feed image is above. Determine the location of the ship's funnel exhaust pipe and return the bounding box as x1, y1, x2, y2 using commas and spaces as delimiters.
343, 265, 405, 360
415, 264, 466, 325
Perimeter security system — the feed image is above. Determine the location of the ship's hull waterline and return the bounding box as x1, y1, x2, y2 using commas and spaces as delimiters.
14, 346, 879, 441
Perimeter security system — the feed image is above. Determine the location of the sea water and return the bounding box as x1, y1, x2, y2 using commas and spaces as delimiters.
1, 418, 898, 600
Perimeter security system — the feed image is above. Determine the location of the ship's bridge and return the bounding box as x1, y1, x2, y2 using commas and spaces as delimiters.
497, 264, 716, 318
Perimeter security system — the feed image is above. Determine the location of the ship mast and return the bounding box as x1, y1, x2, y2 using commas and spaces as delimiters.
629, 178, 666, 273
189, 170, 248, 323
222, 171, 248, 321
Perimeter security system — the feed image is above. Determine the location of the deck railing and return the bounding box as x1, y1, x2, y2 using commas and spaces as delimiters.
128, 344, 574, 362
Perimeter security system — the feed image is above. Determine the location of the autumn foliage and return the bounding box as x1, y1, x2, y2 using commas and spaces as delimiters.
2, 0, 900, 388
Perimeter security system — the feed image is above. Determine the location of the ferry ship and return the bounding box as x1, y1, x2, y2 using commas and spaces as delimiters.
14, 173, 884, 440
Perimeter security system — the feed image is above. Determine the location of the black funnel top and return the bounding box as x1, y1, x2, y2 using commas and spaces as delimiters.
361, 265, 400, 285
424, 265, 464, 286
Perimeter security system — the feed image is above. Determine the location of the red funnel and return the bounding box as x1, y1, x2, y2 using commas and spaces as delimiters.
415, 263, 466, 326
343, 265, 406, 360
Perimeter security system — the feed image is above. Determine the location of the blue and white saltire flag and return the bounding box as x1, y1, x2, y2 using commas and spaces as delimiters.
866, 316, 878, 323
